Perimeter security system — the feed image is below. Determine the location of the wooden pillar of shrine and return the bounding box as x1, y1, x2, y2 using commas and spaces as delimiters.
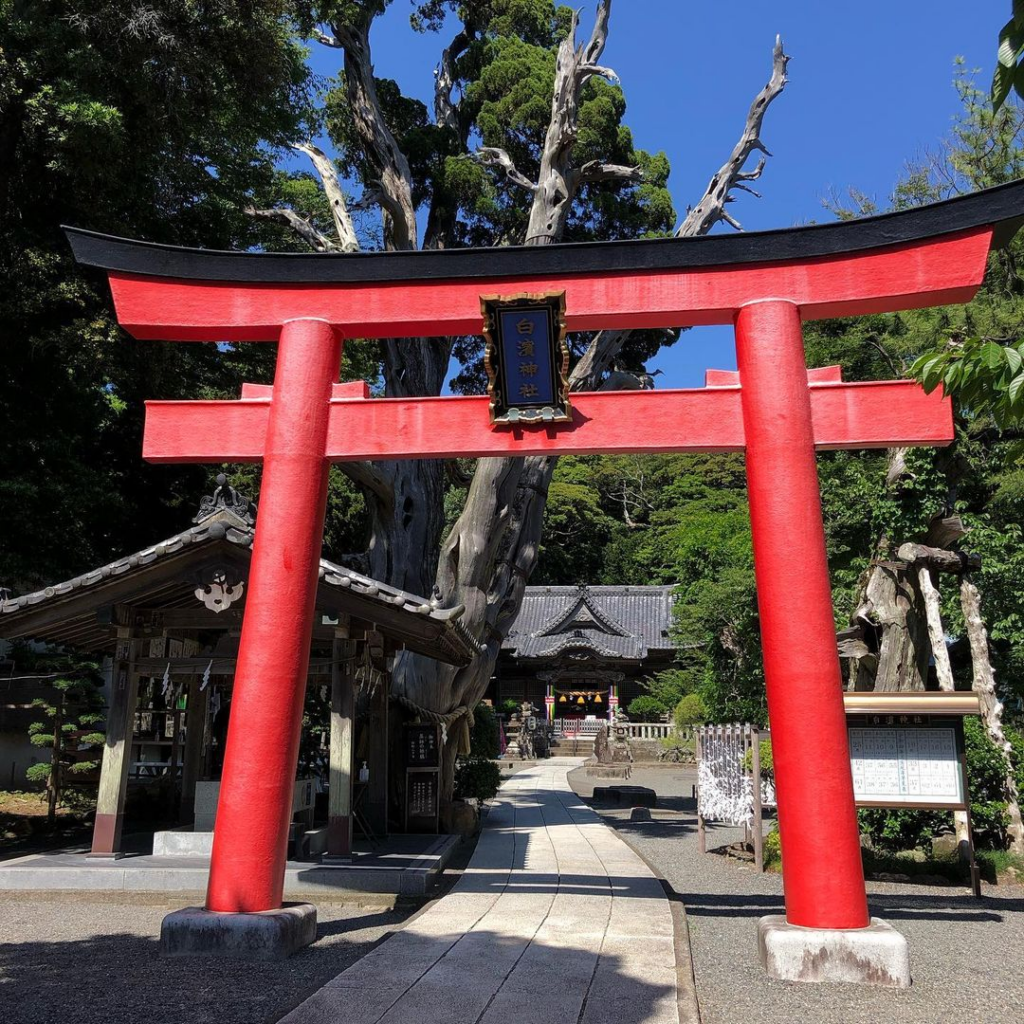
327, 635, 356, 859
364, 631, 389, 836
179, 674, 209, 824
90, 625, 139, 857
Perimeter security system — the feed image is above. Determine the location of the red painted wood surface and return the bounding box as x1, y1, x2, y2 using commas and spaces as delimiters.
205, 319, 341, 914
737, 301, 869, 929
142, 379, 953, 463
107, 228, 992, 341
705, 365, 844, 386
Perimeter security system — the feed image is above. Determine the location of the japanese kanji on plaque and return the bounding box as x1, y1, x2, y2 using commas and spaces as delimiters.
482, 292, 570, 424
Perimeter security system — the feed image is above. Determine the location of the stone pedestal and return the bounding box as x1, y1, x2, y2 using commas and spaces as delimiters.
161, 903, 317, 960
757, 915, 910, 987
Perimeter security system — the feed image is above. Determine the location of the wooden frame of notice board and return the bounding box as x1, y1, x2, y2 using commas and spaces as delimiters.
843, 691, 982, 896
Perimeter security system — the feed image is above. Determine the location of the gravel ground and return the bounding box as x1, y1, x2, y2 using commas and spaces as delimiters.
0, 890, 417, 1024
569, 765, 1024, 1024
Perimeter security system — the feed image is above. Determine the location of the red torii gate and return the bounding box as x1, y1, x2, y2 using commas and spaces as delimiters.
66, 179, 1024, 974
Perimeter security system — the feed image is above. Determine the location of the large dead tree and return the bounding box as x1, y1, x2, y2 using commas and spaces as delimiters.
255, 2, 790, 808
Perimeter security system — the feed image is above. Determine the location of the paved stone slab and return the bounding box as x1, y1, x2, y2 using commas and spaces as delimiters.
282, 758, 681, 1024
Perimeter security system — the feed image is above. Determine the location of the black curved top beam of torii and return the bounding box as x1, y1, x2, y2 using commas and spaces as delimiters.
61, 179, 1024, 343
66, 178, 1024, 285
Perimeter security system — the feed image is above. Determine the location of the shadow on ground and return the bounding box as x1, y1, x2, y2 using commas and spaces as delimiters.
0, 897, 417, 1024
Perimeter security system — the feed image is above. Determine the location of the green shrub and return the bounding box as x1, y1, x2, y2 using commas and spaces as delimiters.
469, 703, 499, 760
764, 821, 782, 868
857, 807, 948, 853
627, 696, 666, 722
454, 758, 502, 802
673, 694, 706, 730
499, 698, 520, 718
742, 738, 774, 779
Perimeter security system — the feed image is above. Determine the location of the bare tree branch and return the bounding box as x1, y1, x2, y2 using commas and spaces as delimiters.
353, 180, 408, 225
572, 36, 789, 387
244, 206, 338, 253
293, 142, 359, 252
465, 147, 538, 191
339, 460, 394, 509
328, 17, 418, 250
581, 0, 612, 69
525, 0, 617, 244
679, 35, 789, 236
434, 26, 472, 130
312, 26, 342, 48
577, 159, 642, 184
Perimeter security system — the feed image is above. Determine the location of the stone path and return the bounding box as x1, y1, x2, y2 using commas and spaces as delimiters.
282, 759, 682, 1024
573, 766, 1024, 1024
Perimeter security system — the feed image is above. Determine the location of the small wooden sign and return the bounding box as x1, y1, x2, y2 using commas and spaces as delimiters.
482, 292, 570, 424
405, 724, 440, 768
405, 768, 440, 832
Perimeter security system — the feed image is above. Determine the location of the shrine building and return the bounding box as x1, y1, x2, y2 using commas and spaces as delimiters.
490, 585, 676, 721
0, 479, 480, 858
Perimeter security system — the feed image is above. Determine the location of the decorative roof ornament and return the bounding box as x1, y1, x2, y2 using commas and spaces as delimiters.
194, 567, 245, 613
194, 474, 256, 527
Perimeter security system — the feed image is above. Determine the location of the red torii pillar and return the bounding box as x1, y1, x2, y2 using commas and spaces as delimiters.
66, 180, 1022, 976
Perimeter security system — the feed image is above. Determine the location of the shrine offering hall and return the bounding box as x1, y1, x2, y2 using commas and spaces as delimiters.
489, 585, 675, 720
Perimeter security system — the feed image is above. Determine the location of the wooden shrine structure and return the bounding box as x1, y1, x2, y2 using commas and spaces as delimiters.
60, 178, 1024, 967
493, 585, 676, 720
0, 480, 480, 857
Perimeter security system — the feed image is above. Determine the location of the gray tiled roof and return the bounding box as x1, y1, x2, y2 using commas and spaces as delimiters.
0, 511, 483, 663
503, 585, 675, 661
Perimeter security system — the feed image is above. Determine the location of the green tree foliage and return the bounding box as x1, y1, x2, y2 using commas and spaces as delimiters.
453, 756, 501, 801
469, 702, 499, 759
0, 2, 310, 590
22, 651, 106, 823
673, 693, 706, 729
992, 2, 1024, 110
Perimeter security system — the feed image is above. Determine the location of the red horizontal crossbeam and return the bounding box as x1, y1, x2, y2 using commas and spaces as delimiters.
143, 379, 953, 464
111, 229, 991, 341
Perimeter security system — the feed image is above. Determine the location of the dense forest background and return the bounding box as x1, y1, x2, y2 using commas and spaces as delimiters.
2, 6, 1023, 737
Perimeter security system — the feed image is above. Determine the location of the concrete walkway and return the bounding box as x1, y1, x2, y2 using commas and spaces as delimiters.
282, 759, 683, 1024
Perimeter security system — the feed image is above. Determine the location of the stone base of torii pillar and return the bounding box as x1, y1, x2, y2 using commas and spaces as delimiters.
757, 916, 911, 988
160, 903, 318, 960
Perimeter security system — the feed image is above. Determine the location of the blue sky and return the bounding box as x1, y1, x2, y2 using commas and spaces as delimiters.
302, 1, 1002, 387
